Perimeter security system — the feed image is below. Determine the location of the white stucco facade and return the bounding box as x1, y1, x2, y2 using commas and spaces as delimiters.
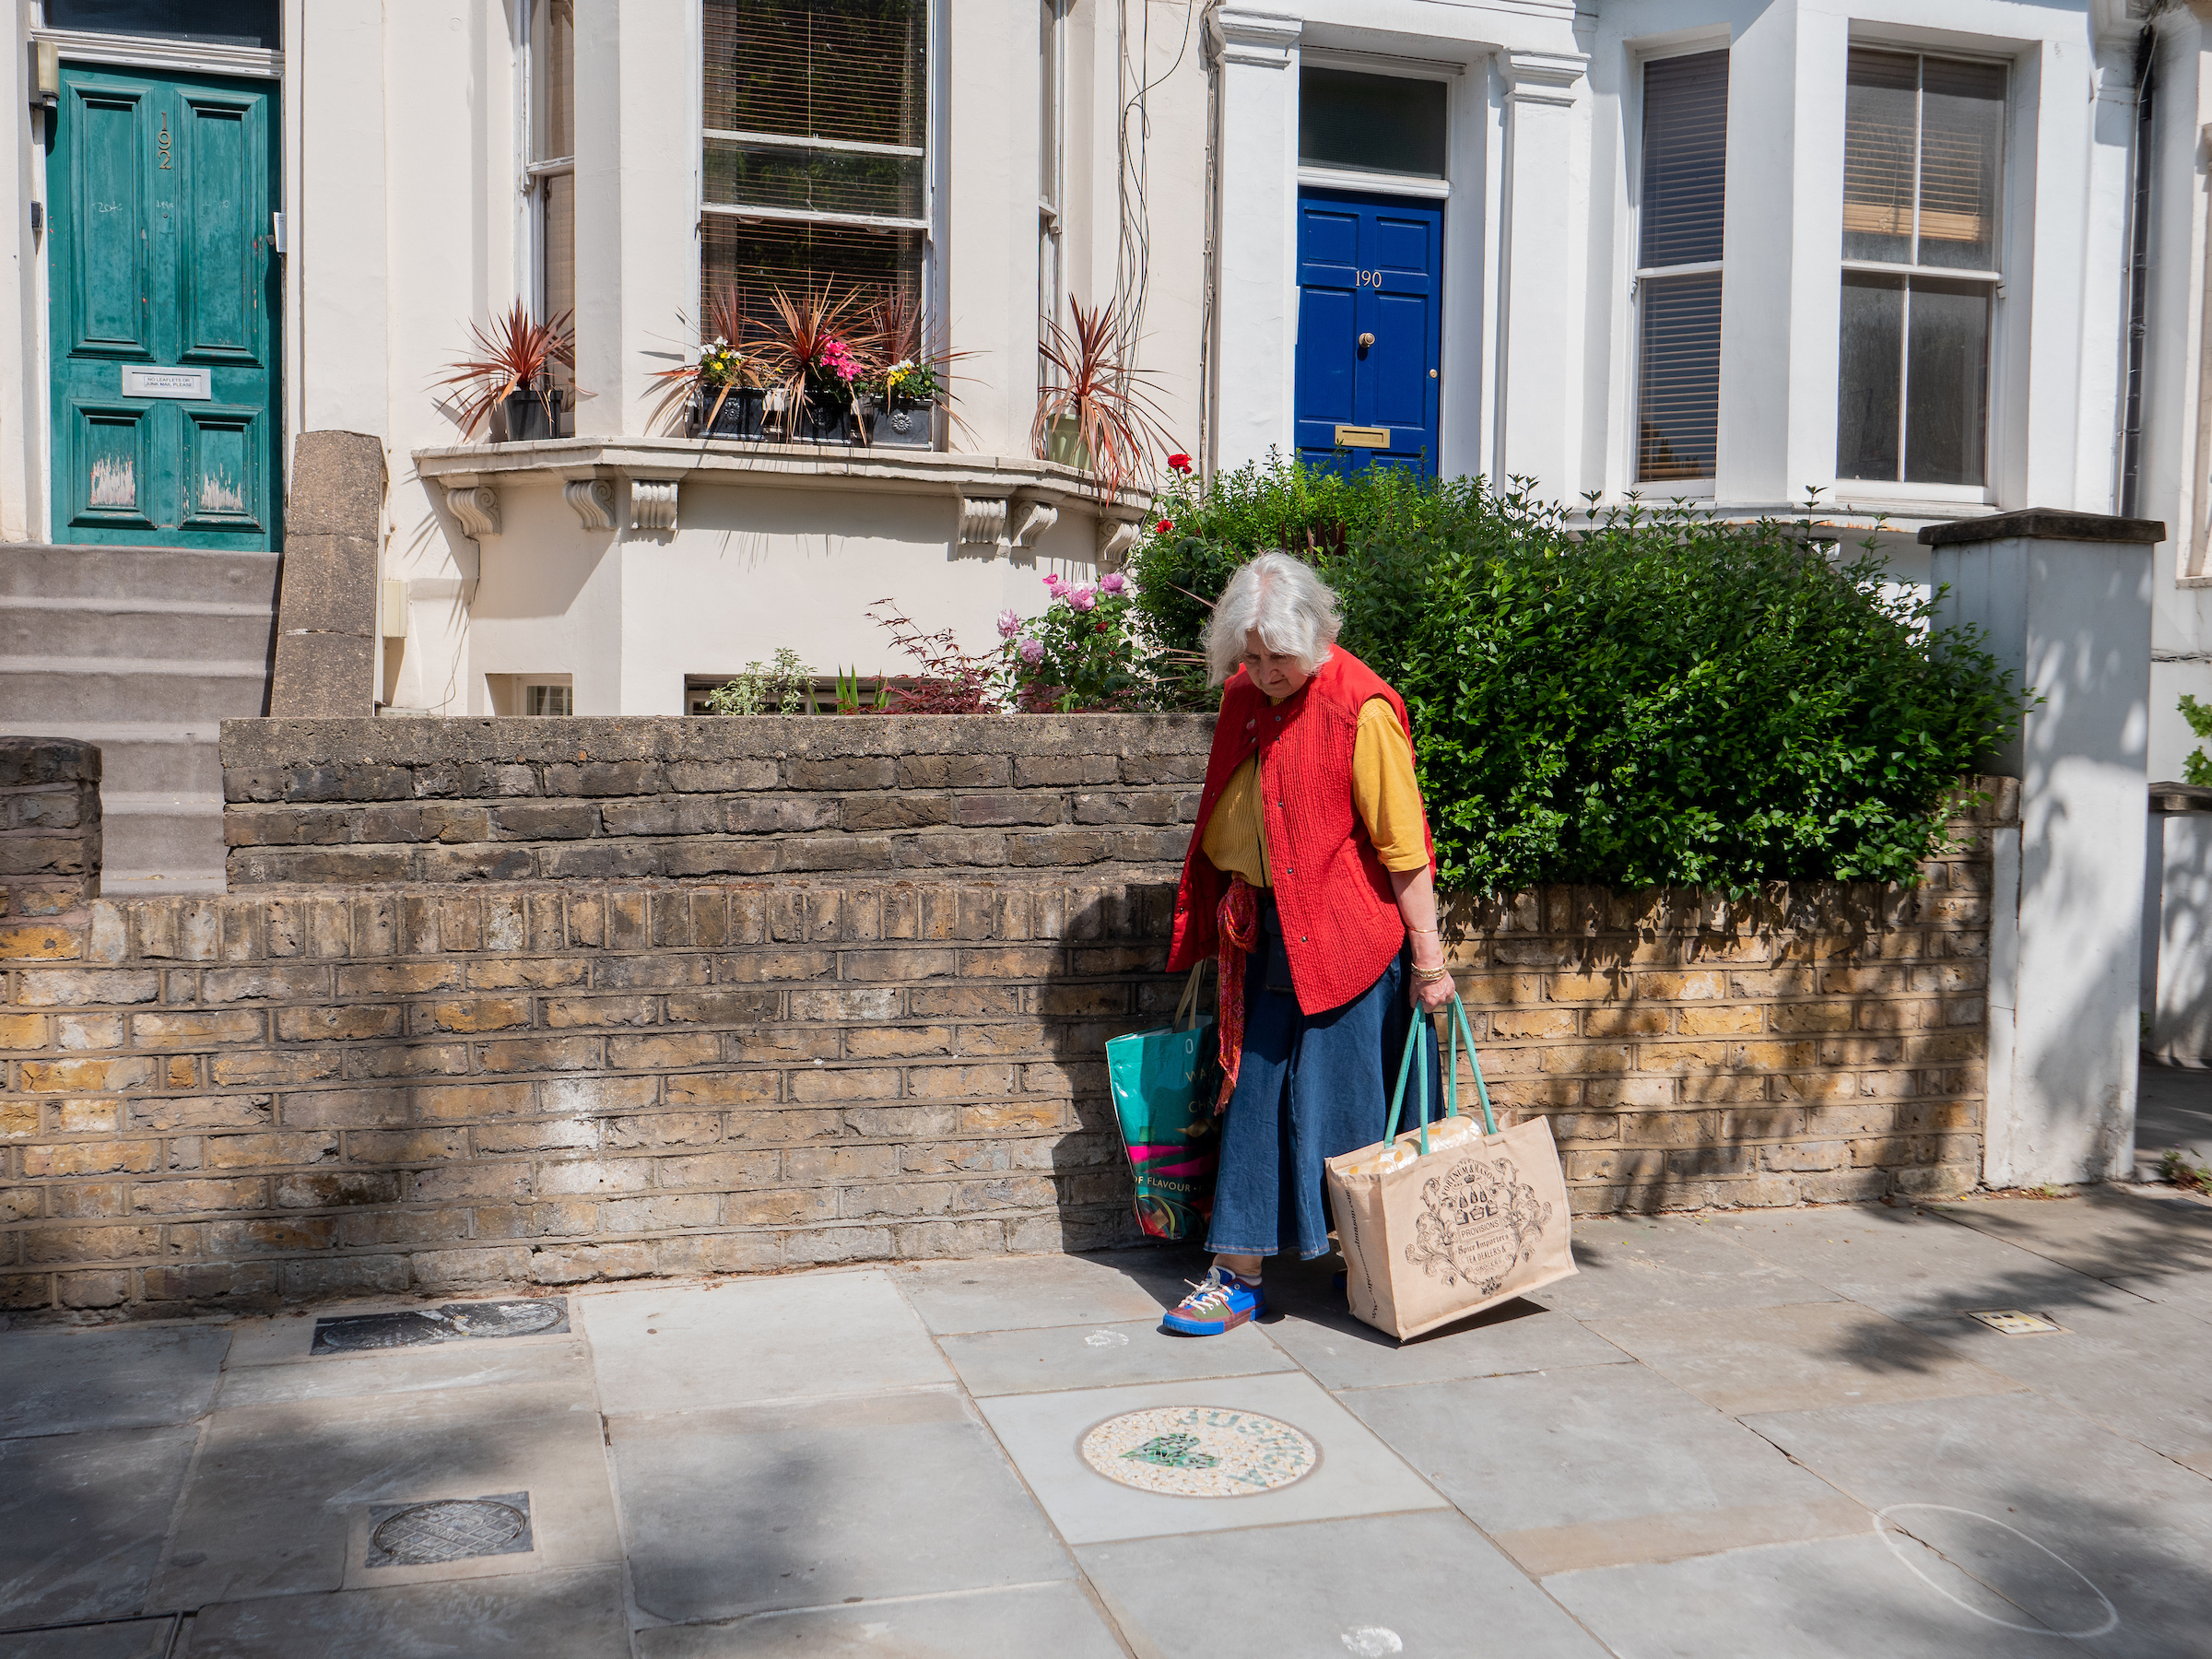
2, 0, 2209, 758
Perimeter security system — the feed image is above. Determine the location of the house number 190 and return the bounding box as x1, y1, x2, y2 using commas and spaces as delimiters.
1355, 269, 1382, 287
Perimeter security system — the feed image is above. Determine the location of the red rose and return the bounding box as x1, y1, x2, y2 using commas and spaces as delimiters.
1156, 518, 1173, 534
1167, 453, 1193, 475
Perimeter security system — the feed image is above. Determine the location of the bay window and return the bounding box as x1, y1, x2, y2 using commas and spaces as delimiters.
700, 0, 928, 330
1635, 50, 1728, 486
526, 1, 575, 401
1836, 49, 2005, 488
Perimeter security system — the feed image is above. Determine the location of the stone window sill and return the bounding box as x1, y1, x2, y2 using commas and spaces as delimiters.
413, 436, 1153, 559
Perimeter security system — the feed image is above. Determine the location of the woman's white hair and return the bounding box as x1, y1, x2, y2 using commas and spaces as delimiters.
1203, 552, 1342, 686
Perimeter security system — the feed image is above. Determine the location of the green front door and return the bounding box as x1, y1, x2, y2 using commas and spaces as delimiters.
47, 65, 281, 548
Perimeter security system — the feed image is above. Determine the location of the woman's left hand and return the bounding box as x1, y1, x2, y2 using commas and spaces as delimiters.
1408, 963, 1454, 1011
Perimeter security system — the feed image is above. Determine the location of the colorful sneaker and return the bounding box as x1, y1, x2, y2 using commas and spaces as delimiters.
1161, 1266, 1265, 1335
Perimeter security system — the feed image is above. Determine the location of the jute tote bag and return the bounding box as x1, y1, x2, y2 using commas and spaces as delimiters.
1103, 964, 1220, 1241
1326, 994, 1576, 1340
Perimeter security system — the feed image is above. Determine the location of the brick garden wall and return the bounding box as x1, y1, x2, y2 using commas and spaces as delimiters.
0, 716, 2014, 1321
220, 716, 1212, 886
2, 739, 100, 919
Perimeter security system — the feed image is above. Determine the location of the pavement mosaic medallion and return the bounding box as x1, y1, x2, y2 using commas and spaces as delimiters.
1079, 1406, 1319, 1497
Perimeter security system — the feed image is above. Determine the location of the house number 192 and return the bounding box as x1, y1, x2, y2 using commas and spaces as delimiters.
158, 112, 171, 170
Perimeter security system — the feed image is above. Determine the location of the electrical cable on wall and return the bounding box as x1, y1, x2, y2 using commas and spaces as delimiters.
1112, 0, 1195, 373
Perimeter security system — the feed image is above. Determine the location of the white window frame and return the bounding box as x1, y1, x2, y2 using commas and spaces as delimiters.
1624, 38, 1731, 500
1040, 0, 1065, 344
1830, 44, 2008, 505
519, 0, 574, 328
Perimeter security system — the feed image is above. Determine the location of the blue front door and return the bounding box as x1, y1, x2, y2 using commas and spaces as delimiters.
1294, 188, 1441, 477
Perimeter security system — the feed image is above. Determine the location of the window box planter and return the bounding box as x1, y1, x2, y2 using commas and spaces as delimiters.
795, 397, 856, 444
864, 395, 937, 451
500, 386, 566, 443
694, 385, 766, 441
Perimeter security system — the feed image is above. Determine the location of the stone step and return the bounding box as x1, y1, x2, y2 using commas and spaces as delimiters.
0, 658, 269, 724
0, 595, 276, 664
0, 542, 281, 606
99, 793, 228, 896
11, 721, 229, 794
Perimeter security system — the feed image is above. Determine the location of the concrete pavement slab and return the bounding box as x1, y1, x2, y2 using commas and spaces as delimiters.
1526, 1217, 1841, 1319
0, 1429, 197, 1631
1545, 1530, 2081, 1657
214, 1337, 594, 1409
1933, 1189, 2212, 1320
0, 1327, 229, 1439
1897, 1295, 2212, 1473
1586, 1300, 2023, 1416
1266, 1296, 1632, 1393
975, 1371, 1446, 1545
609, 1390, 1072, 1625
633, 1583, 1126, 1658
178, 1566, 630, 1658
1746, 1391, 2212, 1657
0, 1621, 173, 1659
939, 1317, 1295, 1396
1720, 1205, 2127, 1323
580, 1271, 951, 1416
1342, 1362, 1858, 1558
150, 1382, 618, 1610
1078, 1511, 1614, 1659
893, 1249, 1192, 1335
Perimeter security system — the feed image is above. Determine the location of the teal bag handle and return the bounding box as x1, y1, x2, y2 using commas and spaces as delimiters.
1383, 994, 1497, 1157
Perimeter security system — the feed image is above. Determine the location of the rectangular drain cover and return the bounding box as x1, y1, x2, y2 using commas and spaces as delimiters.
1962, 1308, 2066, 1335
312, 1298, 569, 1354
364, 1492, 534, 1569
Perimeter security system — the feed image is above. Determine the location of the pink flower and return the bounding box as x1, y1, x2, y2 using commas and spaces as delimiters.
1041, 572, 1064, 592
818, 338, 860, 382
1156, 518, 1174, 534
1067, 584, 1097, 613
1099, 572, 1127, 595
1168, 453, 1193, 475
995, 607, 1022, 639
1018, 637, 1045, 665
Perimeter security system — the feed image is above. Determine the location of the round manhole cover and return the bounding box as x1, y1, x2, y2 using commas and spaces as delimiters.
1079, 1406, 1318, 1497
442, 1300, 564, 1338
370, 1500, 529, 1565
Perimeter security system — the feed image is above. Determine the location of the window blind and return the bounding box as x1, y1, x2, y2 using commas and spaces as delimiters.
703, 0, 926, 148
1843, 50, 2003, 268
1640, 52, 1728, 269
1637, 51, 1728, 482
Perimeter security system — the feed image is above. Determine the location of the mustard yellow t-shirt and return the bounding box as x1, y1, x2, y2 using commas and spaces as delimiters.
1200, 699, 1429, 887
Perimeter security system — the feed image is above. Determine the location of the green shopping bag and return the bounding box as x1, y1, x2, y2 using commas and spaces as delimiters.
1104, 964, 1220, 1241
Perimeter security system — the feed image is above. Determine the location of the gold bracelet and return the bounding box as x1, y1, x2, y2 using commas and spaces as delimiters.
1407, 924, 1439, 935
1411, 964, 1451, 982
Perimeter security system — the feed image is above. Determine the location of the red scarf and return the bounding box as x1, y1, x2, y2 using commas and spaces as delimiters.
1214, 877, 1259, 1112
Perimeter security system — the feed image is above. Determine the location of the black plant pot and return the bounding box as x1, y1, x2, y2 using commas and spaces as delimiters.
796, 397, 854, 444
697, 385, 765, 441
865, 395, 935, 450
499, 385, 565, 443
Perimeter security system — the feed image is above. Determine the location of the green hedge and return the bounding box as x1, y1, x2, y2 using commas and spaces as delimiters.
1132, 458, 2019, 895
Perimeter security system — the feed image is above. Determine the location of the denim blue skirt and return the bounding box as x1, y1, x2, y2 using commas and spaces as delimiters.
1206, 893, 1441, 1261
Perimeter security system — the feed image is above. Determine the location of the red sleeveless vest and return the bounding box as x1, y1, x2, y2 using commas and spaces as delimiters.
1169, 647, 1433, 1014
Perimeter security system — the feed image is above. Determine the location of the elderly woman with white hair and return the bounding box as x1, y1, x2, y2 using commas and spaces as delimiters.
1159, 552, 1452, 1336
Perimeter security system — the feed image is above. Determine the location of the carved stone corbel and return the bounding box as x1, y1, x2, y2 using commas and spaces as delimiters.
1007, 496, 1059, 550
443, 484, 500, 538
563, 477, 616, 530
629, 479, 679, 532
959, 495, 1009, 547
1098, 516, 1143, 565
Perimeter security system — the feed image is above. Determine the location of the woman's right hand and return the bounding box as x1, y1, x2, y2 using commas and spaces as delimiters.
1408, 962, 1454, 1011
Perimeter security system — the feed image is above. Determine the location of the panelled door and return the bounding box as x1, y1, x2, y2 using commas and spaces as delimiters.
47, 65, 281, 548
1293, 188, 1441, 477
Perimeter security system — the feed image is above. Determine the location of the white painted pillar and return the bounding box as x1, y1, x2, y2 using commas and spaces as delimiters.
572, 0, 695, 441
1206, 8, 1300, 475
1928, 510, 2162, 1185
1494, 50, 1585, 498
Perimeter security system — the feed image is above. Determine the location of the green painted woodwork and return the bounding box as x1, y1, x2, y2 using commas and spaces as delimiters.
47, 65, 280, 548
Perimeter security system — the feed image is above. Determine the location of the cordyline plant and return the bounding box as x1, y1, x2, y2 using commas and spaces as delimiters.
649, 288, 759, 433
749, 283, 888, 430
1033, 295, 1178, 503
437, 300, 575, 438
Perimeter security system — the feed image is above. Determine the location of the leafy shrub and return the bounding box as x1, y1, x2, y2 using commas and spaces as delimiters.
1130, 456, 2019, 894
2181, 694, 2212, 787
704, 649, 814, 715
998, 571, 1145, 711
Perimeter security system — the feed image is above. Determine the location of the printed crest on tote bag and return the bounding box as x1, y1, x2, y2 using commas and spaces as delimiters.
1326, 994, 1576, 1340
